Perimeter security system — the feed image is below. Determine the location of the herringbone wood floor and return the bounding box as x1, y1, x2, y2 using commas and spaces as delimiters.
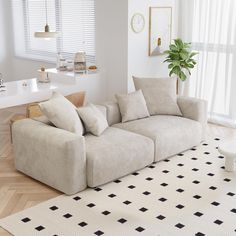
0, 107, 60, 236
0, 107, 235, 236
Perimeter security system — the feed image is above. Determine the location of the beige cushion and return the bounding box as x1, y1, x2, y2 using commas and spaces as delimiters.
116, 90, 150, 123
33, 116, 54, 126
113, 115, 202, 162
77, 103, 108, 136
12, 118, 86, 195
27, 91, 86, 118
85, 127, 154, 187
133, 77, 182, 116
95, 104, 107, 118
39, 92, 84, 135
100, 101, 122, 126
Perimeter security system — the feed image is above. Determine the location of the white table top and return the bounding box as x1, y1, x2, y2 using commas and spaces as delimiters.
0, 69, 99, 109
219, 141, 236, 157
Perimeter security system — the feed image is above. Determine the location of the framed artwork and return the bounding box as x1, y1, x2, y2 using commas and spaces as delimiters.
149, 7, 172, 56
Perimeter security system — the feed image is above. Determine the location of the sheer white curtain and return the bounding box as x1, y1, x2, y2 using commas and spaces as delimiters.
179, 0, 236, 128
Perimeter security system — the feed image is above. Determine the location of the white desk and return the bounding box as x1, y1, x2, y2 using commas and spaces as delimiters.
0, 69, 103, 109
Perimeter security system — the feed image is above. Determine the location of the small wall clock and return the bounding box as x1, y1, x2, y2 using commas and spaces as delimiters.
131, 13, 145, 33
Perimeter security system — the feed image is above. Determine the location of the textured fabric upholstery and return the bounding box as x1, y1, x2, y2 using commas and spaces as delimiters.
33, 115, 53, 125
177, 96, 208, 140
12, 96, 207, 194
133, 77, 182, 116
113, 116, 202, 162
95, 105, 107, 118
85, 127, 154, 187
39, 92, 84, 135
12, 119, 86, 195
100, 101, 121, 126
34, 104, 107, 129
26, 91, 86, 118
116, 90, 150, 123
77, 104, 108, 136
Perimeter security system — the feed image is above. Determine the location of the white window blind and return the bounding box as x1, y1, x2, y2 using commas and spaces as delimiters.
13, 0, 95, 63
60, 0, 95, 62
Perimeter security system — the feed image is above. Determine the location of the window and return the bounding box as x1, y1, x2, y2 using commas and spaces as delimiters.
12, 0, 95, 63
180, 0, 236, 126
190, 0, 236, 119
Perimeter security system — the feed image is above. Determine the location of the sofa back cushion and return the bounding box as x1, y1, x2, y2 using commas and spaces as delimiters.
116, 90, 150, 123
133, 77, 182, 116
27, 91, 85, 118
100, 101, 122, 126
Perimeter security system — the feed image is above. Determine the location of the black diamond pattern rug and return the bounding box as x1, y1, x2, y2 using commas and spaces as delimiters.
0, 137, 236, 235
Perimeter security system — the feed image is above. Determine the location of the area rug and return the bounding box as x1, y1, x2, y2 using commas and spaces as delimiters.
1, 137, 236, 236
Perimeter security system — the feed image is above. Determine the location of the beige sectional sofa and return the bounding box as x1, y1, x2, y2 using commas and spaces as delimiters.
12, 96, 207, 195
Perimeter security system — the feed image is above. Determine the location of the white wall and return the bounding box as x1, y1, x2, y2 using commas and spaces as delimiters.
2, 0, 129, 101
96, 0, 179, 97
1, 0, 179, 100
0, 0, 54, 82
96, 0, 128, 99
0, 0, 13, 81
128, 0, 179, 92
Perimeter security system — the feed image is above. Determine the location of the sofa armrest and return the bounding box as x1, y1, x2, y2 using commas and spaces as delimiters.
12, 119, 86, 195
177, 96, 208, 140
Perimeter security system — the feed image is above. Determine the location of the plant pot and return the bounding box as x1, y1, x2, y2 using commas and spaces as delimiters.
177, 76, 190, 96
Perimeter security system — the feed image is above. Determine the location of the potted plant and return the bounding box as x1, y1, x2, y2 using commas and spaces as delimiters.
164, 38, 198, 92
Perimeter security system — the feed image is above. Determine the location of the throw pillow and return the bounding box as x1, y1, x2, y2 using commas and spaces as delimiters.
39, 91, 84, 135
77, 103, 108, 136
27, 91, 85, 118
116, 90, 150, 123
133, 76, 182, 116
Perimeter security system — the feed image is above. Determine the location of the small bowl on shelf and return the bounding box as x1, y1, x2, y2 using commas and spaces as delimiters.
87, 65, 98, 73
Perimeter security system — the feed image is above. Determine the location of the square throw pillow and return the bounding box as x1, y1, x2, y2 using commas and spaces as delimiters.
26, 91, 85, 118
116, 90, 150, 123
39, 91, 84, 135
77, 103, 108, 136
133, 76, 182, 116
27, 91, 85, 118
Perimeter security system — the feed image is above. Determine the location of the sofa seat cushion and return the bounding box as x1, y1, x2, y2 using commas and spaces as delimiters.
113, 116, 202, 162
85, 127, 154, 187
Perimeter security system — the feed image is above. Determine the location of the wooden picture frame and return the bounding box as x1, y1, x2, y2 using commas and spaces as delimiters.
149, 7, 172, 56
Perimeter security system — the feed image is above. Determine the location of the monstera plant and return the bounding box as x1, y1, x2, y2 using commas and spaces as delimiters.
164, 38, 198, 81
